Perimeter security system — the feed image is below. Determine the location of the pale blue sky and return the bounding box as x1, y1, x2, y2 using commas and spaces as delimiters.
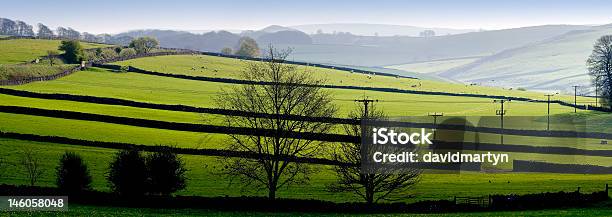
1, 0, 611, 34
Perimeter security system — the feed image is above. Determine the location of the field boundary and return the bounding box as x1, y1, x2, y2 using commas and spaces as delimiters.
0, 131, 349, 166
1, 102, 610, 139
0, 88, 356, 124
0, 105, 358, 143
0, 184, 607, 213
0, 49, 196, 86
2, 132, 611, 171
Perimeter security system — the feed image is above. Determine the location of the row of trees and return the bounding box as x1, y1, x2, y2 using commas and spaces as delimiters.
51, 37, 157, 65
0, 17, 134, 45
0, 18, 34, 36
10, 147, 187, 197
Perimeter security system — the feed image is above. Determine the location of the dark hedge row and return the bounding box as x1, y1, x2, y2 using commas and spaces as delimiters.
0, 184, 607, 213
490, 189, 609, 209
431, 141, 612, 157
513, 160, 612, 174
0, 87, 357, 125
0, 131, 350, 166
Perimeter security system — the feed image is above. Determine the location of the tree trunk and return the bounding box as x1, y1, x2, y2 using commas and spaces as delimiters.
268, 187, 276, 200
366, 187, 374, 205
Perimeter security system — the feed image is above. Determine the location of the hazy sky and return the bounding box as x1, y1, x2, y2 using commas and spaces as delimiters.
2, 0, 611, 34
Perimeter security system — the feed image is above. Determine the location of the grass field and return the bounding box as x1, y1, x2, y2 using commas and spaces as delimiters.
114, 55, 591, 102
0, 39, 610, 213
1, 139, 610, 203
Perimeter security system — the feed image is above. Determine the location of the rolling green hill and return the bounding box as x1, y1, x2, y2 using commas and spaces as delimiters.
0, 39, 610, 205
437, 25, 612, 93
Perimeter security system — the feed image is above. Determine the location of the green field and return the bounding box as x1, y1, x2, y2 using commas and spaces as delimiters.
114, 55, 591, 102
0, 39, 610, 212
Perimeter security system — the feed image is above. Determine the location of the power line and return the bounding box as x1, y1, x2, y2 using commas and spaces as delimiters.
493, 99, 510, 145
355, 97, 378, 118
544, 94, 555, 131
427, 112, 444, 140
573, 85, 579, 113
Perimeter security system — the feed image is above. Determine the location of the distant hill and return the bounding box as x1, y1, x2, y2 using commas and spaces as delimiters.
259, 25, 298, 33
277, 25, 591, 66
256, 30, 312, 45
289, 23, 476, 36
117, 27, 313, 52
436, 25, 612, 93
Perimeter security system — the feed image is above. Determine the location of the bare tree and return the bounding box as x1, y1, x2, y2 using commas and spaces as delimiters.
587, 35, 612, 108
20, 147, 45, 186
37, 23, 55, 39
0, 18, 17, 35
215, 45, 337, 199
15, 20, 34, 36
329, 102, 421, 204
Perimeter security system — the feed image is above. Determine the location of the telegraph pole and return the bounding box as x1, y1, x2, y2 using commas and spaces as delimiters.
355, 97, 378, 118
573, 85, 579, 113
595, 85, 599, 107
428, 112, 444, 140
544, 94, 554, 131
493, 99, 510, 145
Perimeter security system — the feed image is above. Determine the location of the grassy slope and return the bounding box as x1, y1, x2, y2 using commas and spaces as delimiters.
0, 39, 110, 65
114, 55, 590, 102
386, 57, 481, 74
438, 25, 612, 93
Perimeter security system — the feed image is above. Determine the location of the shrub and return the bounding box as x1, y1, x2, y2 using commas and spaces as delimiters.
129, 37, 159, 54
221, 47, 232, 55
517, 87, 527, 91
107, 148, 147, 197
58, 40, 85, 63
101, 49, 119, 60
56, 152, 92, 193
234, 37, 260, 57
146, 147, 187, 196
119, 48, 137, 57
